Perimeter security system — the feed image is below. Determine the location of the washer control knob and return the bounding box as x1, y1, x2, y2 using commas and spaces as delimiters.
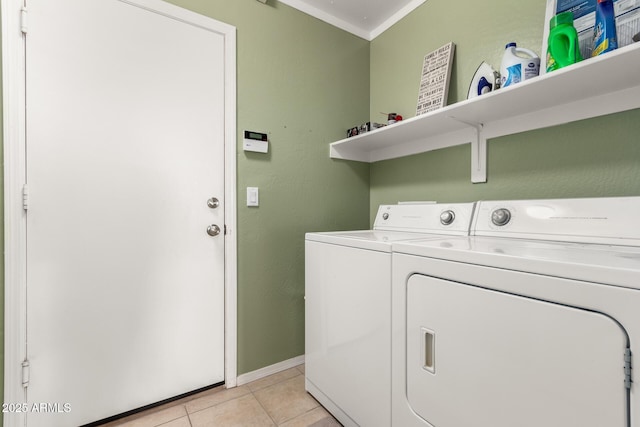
382, 213, 389, 220
440, 210, 455, 225
491, 208, 511, 226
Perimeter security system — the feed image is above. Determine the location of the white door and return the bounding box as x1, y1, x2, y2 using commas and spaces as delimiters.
406, 274, 628, 427
24, 1, 230, 425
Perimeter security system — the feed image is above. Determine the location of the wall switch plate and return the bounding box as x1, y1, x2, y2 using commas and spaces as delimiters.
247, 187, 259, 206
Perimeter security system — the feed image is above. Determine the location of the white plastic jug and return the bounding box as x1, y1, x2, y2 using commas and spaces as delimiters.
500, 42, 540, 88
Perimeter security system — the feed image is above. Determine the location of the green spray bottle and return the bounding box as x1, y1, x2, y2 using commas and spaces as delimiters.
546, 11, 582, 72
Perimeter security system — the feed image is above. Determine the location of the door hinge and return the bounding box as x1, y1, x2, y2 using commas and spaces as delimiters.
20, 6, 28, 34
22, 359, 30, 388
224, 224, 227, 235
22, 184, 29, 210
624, 348, 632, 390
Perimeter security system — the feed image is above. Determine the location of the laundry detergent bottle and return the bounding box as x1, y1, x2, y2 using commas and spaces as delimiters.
547, 11, 583, 72
592, 0, 618, 57
500, 42, 540, 88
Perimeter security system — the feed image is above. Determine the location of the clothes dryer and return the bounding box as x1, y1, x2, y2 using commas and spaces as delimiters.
305, 203, 475, 427
392, 196, 640, 427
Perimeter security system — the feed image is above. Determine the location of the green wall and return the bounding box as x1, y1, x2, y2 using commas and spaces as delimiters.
164, 0, 371, 375
369, 0, 640, 221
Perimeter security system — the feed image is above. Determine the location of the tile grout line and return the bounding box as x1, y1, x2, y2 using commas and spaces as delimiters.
141, 367, 309, 427
251, 387, 279, 426
256, 371, 327, 427
250, 371, 304, 426
181, 373, 294, 426
182, 384, 256, 419
250, 370, 309, 426
152, 403, 189, 427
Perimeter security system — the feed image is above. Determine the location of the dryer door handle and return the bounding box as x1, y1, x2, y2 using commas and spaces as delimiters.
422, 328, 436, 374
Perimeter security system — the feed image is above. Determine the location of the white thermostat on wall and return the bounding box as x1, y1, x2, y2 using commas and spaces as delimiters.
243, 130, 268, 153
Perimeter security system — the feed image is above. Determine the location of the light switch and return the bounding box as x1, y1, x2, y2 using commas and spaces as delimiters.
247, 187, 259, 207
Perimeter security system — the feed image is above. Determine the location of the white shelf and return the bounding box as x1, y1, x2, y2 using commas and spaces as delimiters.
330, 42, 640, 182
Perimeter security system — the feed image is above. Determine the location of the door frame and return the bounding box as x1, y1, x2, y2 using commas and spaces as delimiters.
2, 1, 238, 424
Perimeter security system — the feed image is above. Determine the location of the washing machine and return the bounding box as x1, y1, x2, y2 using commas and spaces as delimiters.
391, 196, 640, 427
305, 202, 475, 427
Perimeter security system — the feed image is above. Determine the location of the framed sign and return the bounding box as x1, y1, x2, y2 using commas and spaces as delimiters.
416, 42, 455, 115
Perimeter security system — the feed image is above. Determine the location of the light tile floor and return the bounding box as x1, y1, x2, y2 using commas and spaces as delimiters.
97, 364, 342, 427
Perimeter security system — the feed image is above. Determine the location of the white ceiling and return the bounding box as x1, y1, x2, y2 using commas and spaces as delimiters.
277, 0, 427, 40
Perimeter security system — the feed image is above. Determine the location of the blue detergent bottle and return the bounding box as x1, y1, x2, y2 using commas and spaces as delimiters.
592, 0, 618, 57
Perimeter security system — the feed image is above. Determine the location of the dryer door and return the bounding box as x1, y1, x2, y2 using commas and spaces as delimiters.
406, 274, 628, 427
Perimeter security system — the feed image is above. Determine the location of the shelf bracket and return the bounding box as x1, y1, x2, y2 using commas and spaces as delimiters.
448, 117, 487, 183
471, 124, 487, 183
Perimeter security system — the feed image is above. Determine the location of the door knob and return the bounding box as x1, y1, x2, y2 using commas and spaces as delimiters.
207, 197, 220, 209
207, 224, 221, 236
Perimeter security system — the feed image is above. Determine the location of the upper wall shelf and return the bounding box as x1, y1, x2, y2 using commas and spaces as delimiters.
330, 42, 640, 183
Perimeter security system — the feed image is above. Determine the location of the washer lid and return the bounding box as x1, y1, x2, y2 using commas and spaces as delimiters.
393, 236, 640, 290
305, 230, 448, 252
305, 202, 476, 251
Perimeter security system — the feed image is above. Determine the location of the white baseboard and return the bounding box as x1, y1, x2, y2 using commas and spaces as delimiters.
235, 354, 305, 386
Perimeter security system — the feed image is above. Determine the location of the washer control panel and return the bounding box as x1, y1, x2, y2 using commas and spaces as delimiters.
474, 197, 640, 245
373, 203, 475, 235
